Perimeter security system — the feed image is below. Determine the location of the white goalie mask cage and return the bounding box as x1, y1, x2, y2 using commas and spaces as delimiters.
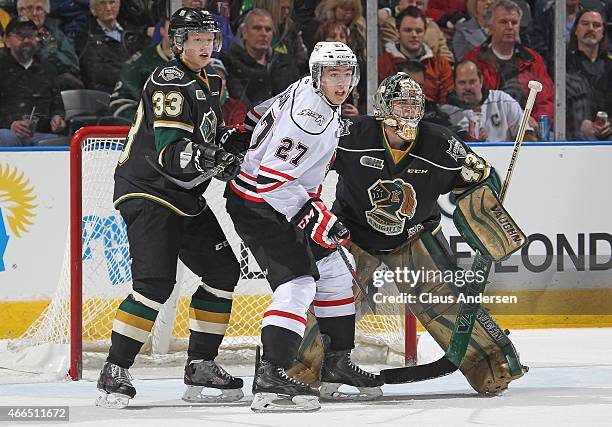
374, 72, 425, 140
309, 41, 360, 98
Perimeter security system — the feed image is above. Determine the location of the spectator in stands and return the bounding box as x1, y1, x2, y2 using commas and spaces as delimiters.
49, 0, 90, 41
75, 0, 130, 94
380, 0, 455, 62
17, 0, 83, 89
254, 0, 308, 73
566, 8, 612, 140
0, 17, 65, 146
588, 66, 612, 140
441, 60, 535, 141
210, 58, 247, 125
424, 0, 468, 23
529, 0, 584, 71
109, 17, 172, 121
397, 60, 460, 133
221, 8, 299, 109
315, 0, 365, 61
0, 6, 11, 48
464, 0, 554, 128
379, 7, 454, 105
453, 0, 492, 62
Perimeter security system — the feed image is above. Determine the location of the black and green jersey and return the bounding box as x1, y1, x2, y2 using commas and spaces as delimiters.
333, 116, 493, 252
113, 59, 224, 216
110, 44, 173, 121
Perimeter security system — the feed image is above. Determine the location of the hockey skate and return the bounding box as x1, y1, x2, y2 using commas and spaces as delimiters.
251, 347, 321, 413
95, 362, 136, 409
182, 359, 244, 403
320, 337, 384, 401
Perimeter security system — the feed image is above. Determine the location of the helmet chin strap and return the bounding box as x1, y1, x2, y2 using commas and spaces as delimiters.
383, 117, 417, 141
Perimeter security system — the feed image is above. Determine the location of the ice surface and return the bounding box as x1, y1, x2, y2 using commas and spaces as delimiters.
0, 328, 611, 426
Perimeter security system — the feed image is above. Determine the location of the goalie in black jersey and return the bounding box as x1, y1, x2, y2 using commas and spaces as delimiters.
96, 7, 249, 409
289, 72, 528, 395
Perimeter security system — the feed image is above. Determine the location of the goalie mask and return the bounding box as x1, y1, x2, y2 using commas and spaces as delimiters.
374, 72, 425, 141
309, 41, 360, 105
169, 7, 222, 56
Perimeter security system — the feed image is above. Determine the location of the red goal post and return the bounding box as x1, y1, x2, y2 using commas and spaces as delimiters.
68, 126, 417, 380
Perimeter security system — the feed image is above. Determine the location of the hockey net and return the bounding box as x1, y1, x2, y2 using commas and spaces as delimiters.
9, 126, 417, 379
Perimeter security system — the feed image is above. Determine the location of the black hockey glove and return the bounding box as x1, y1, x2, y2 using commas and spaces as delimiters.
290, 198, 350, 249
194, 143, 241, 182
217, 124, 252, 156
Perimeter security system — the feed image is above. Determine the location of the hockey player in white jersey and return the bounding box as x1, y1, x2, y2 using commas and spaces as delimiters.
226, 42, 382, 412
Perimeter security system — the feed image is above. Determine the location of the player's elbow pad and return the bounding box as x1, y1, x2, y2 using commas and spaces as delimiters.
161, 138, 221, 176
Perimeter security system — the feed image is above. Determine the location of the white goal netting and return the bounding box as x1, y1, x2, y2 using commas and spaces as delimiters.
7, 128, 413, 376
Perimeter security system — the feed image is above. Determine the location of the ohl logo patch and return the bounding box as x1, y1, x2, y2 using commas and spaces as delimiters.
0, 165, 37, 272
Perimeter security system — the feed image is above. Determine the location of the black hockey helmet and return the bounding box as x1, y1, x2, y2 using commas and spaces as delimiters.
169, 7, 222, 54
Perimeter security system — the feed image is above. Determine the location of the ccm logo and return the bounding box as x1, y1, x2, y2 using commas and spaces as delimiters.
297, 208, 316, 229
215, 240, 230, 251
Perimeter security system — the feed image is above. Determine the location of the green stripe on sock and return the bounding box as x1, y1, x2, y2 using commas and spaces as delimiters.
118, 297, 159, 321
190, 298, 232, 313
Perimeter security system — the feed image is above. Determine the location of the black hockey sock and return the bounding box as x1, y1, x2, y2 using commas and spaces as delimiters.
107, 294, 160, 369
187, 330, 223, 361
261, 325, 302, 369
187, 287, 232, 361
317, 314, 356, 351
107, 332, 144, 369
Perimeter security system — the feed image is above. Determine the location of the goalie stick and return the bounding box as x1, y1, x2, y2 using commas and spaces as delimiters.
331, 235, 377, 312
380, 80, 543, 384
144, 153, 242, 190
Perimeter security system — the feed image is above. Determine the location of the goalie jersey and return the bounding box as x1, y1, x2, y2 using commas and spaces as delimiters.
228, 76, 341, 221
333, 116, 493, 252
113, 59, 223, 216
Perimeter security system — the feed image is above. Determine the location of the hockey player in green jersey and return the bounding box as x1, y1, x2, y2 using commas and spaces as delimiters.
96, 7, 249, 409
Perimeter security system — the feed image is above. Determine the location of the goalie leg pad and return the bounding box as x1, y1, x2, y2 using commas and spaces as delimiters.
453, 182, 527, 262
380, 229, 527, 394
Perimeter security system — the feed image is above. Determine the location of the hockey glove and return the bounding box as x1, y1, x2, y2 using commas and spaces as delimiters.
217, 124, 252, 155
291, 198, 350, 249
194, 143, 241, 182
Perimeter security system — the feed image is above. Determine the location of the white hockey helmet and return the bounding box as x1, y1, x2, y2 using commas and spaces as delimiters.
374, 72, 425, 141
309, 41, 360, 94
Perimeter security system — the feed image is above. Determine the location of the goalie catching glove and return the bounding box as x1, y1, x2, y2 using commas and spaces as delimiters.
291, 198, 350, 249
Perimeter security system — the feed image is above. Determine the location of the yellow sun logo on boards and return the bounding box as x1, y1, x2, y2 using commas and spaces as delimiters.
0, 164, 37, 238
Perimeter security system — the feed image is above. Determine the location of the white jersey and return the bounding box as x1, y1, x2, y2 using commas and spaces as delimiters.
441, 89, 532, 142
229, 76, 342, 220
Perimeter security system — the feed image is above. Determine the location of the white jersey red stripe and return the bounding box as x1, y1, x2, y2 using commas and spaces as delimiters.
229, 76, 341, 220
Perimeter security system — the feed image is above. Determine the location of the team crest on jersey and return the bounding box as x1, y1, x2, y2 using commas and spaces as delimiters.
159, 66, 184, 82
446, 136, 467, 161
199, 110, 217, 143
360, 155, 384, 170
297, 109, 325, 126
338, 118, 353, 137
366, 178, 417, 236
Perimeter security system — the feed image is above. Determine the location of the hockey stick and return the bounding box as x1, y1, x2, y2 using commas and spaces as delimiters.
381, 80, 543, 384
144, 153, 241, 190
331, 235, 377, 312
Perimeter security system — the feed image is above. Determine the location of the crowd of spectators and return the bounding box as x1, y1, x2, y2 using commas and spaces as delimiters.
0, 0, 610, 146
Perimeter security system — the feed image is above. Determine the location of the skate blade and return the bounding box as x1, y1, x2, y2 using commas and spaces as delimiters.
320, 382, 383, 401
182, 386, 244, 403
95, 392, 131, 409
250, 392, 321, 413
